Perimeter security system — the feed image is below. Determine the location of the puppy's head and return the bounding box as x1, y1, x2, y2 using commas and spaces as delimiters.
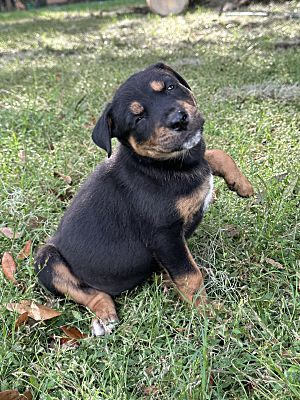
92, 63, 205, 159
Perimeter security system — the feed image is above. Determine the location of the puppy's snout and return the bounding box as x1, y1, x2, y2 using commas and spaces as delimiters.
168, 110, 189, 131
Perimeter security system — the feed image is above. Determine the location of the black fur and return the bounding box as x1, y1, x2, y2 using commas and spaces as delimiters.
35, 63, 212, 297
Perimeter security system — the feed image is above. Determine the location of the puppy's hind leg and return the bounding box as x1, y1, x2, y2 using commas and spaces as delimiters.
35, 245, 119, 336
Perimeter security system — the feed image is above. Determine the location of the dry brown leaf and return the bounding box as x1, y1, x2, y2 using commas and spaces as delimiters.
57, 187, 74, 202
2, 252, 17, 284
265, 257, 284, 270
223, 224, 240, 238
0, 390, 20, 400
26, 215, 45, 230
6, 300, 61, 321
54, 171, 72, 185
17, 240, 32, 260
60, 337, 80, 348
61, 325, 87, 339
21, 390, 33, 400
142, 385, 160, 396
0, 390, 33, 400
84, 116, 97, 129
15, 312, 29, 330
0, 227, 21, 240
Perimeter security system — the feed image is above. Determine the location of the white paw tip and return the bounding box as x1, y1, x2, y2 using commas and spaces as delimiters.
91, 319, 119, 336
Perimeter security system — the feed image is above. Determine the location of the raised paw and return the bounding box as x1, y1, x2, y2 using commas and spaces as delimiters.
227, 174, 254, 198
231, 177, 254, 198
91, 316, 119, 336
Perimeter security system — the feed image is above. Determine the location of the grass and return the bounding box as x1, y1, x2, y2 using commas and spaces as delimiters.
0, 0, 299, 398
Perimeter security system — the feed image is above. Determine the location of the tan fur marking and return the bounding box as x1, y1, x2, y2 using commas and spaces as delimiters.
173, 247, 206, 306
177, 100, 198, 116
129, 101, 144, 115
176, 176, 211, 224
128, 135, 182, 160
205, 149, 254, 197
150, 80, 165, 92
53, 263, 79, 287
52, 263, 117, 321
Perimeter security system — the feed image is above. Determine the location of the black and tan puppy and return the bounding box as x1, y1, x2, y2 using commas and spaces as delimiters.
35, 63, 253, 335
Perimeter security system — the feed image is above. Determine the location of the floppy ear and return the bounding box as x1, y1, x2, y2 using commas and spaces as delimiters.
92, 103, 113, 157
153, 62, 191, 91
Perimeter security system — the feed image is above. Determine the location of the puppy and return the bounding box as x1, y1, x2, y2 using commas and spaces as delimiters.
35, 63, 253, 335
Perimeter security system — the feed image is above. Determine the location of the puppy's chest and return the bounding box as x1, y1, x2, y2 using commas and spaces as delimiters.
175, 174, 213, 225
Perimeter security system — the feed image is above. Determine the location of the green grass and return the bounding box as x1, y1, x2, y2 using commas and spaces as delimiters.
1, 1, 300, 398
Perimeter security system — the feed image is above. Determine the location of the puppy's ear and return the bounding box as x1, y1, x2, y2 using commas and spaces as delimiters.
153, 62, 191, 91
92, 103, 113, 157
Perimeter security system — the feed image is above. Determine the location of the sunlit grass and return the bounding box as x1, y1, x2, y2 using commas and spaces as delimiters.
0, 0, 299, 398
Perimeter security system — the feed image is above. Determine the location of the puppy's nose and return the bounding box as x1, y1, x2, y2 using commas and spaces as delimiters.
168, 110, 189, 131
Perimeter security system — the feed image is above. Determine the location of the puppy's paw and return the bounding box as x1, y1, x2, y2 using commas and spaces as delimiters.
91, 316, 119, 336
234, 178, 254, 198
227, 175, 254, 198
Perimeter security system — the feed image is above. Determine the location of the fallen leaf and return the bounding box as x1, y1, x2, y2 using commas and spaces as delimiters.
145, 367, 154, 376
57, 187, 74, 202
61, 325, 87, 339
84, 116, 97, 129
141, 385, 160, 396
26, 215, 45, 230
21, 390, 33, 400
2, 252, 17, 284
6, 300, 61, 321
15, 312, 29, 330
0, 390, 20, 400
223, 224, 240, 238
54, 171, 72, 185
50, 187, 74, 202
48, 336, 79, 349
265, 258, 284, 270
0, 390, 33, 400
0, 227, 21, 239
17, 240, 32, 260
59, 337, 80, 348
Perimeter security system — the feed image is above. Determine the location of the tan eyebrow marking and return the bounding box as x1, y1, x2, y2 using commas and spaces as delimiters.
150, 80, 165, 92
129, 101, 144, 115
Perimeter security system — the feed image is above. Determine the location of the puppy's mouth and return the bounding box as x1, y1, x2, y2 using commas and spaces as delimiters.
164, 124, 204, 153
181, 129, 202, 150
163, 110, 204, 153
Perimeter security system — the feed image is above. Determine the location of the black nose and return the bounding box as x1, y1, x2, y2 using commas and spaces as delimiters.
168, 110, 189, 131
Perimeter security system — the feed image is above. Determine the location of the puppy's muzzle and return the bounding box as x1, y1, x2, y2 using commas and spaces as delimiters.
168, 109, 189, 131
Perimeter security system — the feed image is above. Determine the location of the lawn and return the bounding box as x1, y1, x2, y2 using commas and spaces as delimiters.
0, 0, 299, 398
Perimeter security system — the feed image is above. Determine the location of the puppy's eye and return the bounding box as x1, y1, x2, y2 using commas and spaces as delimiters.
167, 84, 175, 91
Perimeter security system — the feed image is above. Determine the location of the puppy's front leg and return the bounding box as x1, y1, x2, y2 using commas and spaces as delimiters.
152, 232, 206, 307
205, 149, 254, 198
